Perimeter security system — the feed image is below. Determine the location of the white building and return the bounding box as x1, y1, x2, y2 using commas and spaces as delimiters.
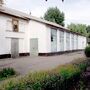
0, 6, 87, 58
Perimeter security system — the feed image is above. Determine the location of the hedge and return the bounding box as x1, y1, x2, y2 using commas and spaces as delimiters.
85, 45, 90, 57
0, 60, 88, 90
0, 68, 16, 81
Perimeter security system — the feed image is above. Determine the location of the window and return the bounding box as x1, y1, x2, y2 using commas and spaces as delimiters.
66, 33, 70, 50
51, 29, 57, 42
12, 19, 19, 32
60, 31, 64, 51
71, 34, 74, 50
76, 35, 78, 49
74, 35, 78, 49
51, 29, 57, 52
51, 32, 54, 42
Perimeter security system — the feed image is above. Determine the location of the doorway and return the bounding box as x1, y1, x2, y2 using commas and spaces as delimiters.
11, 38, 19, 58
30, 38, 38, 56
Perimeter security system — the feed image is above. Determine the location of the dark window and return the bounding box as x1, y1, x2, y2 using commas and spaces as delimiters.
12, 19, 19, 32
51, 31, 54, 42
51, 35, 53, 42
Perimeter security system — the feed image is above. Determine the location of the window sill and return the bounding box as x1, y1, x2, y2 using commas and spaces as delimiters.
6, 30, 24, 33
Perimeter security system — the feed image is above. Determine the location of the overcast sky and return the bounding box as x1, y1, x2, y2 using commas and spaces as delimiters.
6, 0, 90, 26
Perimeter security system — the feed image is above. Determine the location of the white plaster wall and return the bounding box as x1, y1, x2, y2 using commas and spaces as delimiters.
0, 14, 87, 55
0, 15, 6, 54
29, 20, 48, 53
0, 14, 29, 55
78, 35, 86, 50
84, 37, 87, 48
82, 36, 87, 49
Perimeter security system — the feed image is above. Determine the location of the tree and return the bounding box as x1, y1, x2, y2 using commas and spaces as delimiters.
67, 23, 87, 36
86, 25, 90, 37
44, 7, 65, 26
86, 25, 90, 33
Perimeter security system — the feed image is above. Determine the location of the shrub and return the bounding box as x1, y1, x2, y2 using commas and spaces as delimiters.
0, 68, 16, 79
60, 65, 81, 79
85, 45, 90, 57
0, 61, 88, 90
78, 63, 87, 71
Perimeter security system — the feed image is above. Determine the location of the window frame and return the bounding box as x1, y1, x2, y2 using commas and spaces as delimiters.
12, 18, 19, 32
66, 32, 70, 50
59, 31, 64, 51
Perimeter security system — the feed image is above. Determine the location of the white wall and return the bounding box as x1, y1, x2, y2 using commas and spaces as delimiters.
78, 36, 86, 49
0, 14, 87, 55
0, 14, 29, 55
45, 26, 87, 52
29, 20, 48, 53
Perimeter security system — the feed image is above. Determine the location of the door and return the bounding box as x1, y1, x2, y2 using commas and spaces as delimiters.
11, 38, 19, 58
30, 38, 38, 56
51, 29, 57, 52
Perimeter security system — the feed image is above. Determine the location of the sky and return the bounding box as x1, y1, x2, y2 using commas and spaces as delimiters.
5, 0, 90, 26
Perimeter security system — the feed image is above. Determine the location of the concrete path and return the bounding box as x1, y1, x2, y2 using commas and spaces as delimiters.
0, 51, 85, 75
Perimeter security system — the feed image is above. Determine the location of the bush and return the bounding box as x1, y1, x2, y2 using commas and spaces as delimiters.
0, 68, 16, 80
85, 46, 90, 57
78, 63, 87, 71
0, 61, 88, 90
60, 65, 80, 79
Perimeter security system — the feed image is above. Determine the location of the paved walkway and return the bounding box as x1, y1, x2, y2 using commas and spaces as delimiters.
0, 51, 85, 75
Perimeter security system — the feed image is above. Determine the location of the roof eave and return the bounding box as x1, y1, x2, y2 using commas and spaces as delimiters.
0, 11, 30, 20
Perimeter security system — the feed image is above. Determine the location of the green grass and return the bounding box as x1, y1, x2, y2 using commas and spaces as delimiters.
0, 68, 16, 81
0, 58, 88, 90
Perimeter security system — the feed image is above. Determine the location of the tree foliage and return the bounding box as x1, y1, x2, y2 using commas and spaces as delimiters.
86, 25, 90, 33
67, 23, 87, 36
86, 25, 90, 37
44, 7, 65, 26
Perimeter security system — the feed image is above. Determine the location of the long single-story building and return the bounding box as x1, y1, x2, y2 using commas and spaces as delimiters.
0, 6, 87, 58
